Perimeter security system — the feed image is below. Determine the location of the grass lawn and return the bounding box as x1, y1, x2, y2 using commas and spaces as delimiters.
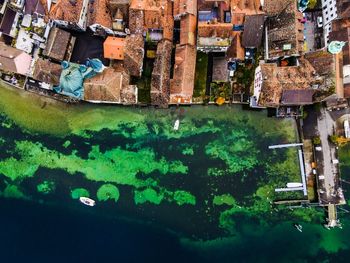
193, 52, 208, 99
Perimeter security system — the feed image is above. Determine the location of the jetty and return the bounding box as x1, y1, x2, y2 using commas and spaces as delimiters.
269, 143, 307, 196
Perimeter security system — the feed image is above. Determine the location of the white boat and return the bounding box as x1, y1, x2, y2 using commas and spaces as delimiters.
173, 119, 180, 131
79, 197, 96, 207
294, 223, 303, 232
287, 182, 303, 188
344, 120, 350, 138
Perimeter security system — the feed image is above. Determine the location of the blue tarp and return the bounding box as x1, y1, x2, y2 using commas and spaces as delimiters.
53, 58, 104, 99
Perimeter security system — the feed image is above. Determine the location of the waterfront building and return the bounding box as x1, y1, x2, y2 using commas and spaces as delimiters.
0, 42, 32, 75
123, 33, 144, 77
83, 67, 124, 103
169, 1, 197, 105
151, 39, 172, 107
32, 58, 62, 86
170, 44, 196, 104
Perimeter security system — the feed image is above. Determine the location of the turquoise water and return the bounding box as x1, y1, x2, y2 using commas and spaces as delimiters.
0, 85, 350, 262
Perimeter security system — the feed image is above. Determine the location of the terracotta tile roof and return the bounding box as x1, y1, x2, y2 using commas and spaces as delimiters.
49, 0, 84, 24
226, 31, 244, 60
151, 39, 172, 106
174, 0, 197, 16
0, 42, 32, 75
231, 0, 263, 15
266, 0, 304, 58
198, 22, 233, 38
129, 8, 144, 33
84, 67, 123, 102
242, 14, 264, 48
281, 89, 314, 105
304, 49, 336, 76
180, 14, 197, 45
231, 12, 245, 25
170, 44, 196, 103
263, 0, 294, 15
32, 59, 62, 85
123, 33, 144, 77
129, 0, 174, 40
88, 0, 113, 28
43, 27, 71, 61
258, 60, 316, 107
103, 36, 125, 60
121, 85, 138, 104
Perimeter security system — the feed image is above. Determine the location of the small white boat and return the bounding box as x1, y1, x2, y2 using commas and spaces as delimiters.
173, 119, 180, 131
294, 223, 303, 232
287, 182, 303, 188
79, 197, 96, 207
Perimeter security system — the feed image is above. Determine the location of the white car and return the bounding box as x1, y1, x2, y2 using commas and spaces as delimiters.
317, 17, 323, 28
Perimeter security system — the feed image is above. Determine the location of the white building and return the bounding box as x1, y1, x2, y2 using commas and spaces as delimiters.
322, 0, 338, 46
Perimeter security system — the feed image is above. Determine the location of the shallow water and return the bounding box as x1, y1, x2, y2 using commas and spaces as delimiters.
0, 84, 350, 262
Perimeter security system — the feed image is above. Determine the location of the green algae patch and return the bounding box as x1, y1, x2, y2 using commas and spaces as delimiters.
182, 147, 194, 156
0, 157, 39, 181
1, 185, 27, 199
37, 181, 56, 194
8, 141, 187, 187
205, 129, 259, 174
134, 188, 164, 205
213, 194, 235, 206
71, 188, 90, 199
62, 140, 71, 148
97, 184, 120, 202
173, 190, 196, 205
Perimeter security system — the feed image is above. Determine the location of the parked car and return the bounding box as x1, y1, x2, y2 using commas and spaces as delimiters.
317, 16, 323, 28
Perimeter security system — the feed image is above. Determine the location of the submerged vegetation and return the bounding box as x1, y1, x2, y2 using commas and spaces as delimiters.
1, 83, 345, 260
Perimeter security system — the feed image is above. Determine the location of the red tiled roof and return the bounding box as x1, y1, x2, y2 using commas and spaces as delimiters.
49, 0, 84, 24
104, 37, 125, 60
170, 44, 196, 103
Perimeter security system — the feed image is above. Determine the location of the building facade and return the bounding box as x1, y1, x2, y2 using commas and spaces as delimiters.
322, 0, 338, 45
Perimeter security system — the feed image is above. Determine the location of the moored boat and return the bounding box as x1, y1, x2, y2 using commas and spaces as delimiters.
294, 223, 303, 232
79, 197, 96, 207
287, 182, 303, 188
173, 119, 180, 131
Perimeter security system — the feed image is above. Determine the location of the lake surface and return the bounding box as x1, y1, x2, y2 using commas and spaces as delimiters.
1, 84, 350, 262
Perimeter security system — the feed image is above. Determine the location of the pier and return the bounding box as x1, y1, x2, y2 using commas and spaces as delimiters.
325, 204, 341, 228
269, 143, 307, 196
268, 143, 304, 149
275, 187, 304, 192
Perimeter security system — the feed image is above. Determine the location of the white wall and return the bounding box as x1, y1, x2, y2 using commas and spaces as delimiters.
321, 0, 338, 46
78, 0, 89, 30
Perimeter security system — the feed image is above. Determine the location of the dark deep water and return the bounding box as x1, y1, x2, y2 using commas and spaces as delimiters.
0, 199, 204, 263
1, 85, 350, 262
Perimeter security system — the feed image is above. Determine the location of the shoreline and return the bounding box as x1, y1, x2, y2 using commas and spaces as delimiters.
1, 78, 249, 109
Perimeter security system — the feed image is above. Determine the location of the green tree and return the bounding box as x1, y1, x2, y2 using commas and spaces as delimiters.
312, 136, 321, 145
